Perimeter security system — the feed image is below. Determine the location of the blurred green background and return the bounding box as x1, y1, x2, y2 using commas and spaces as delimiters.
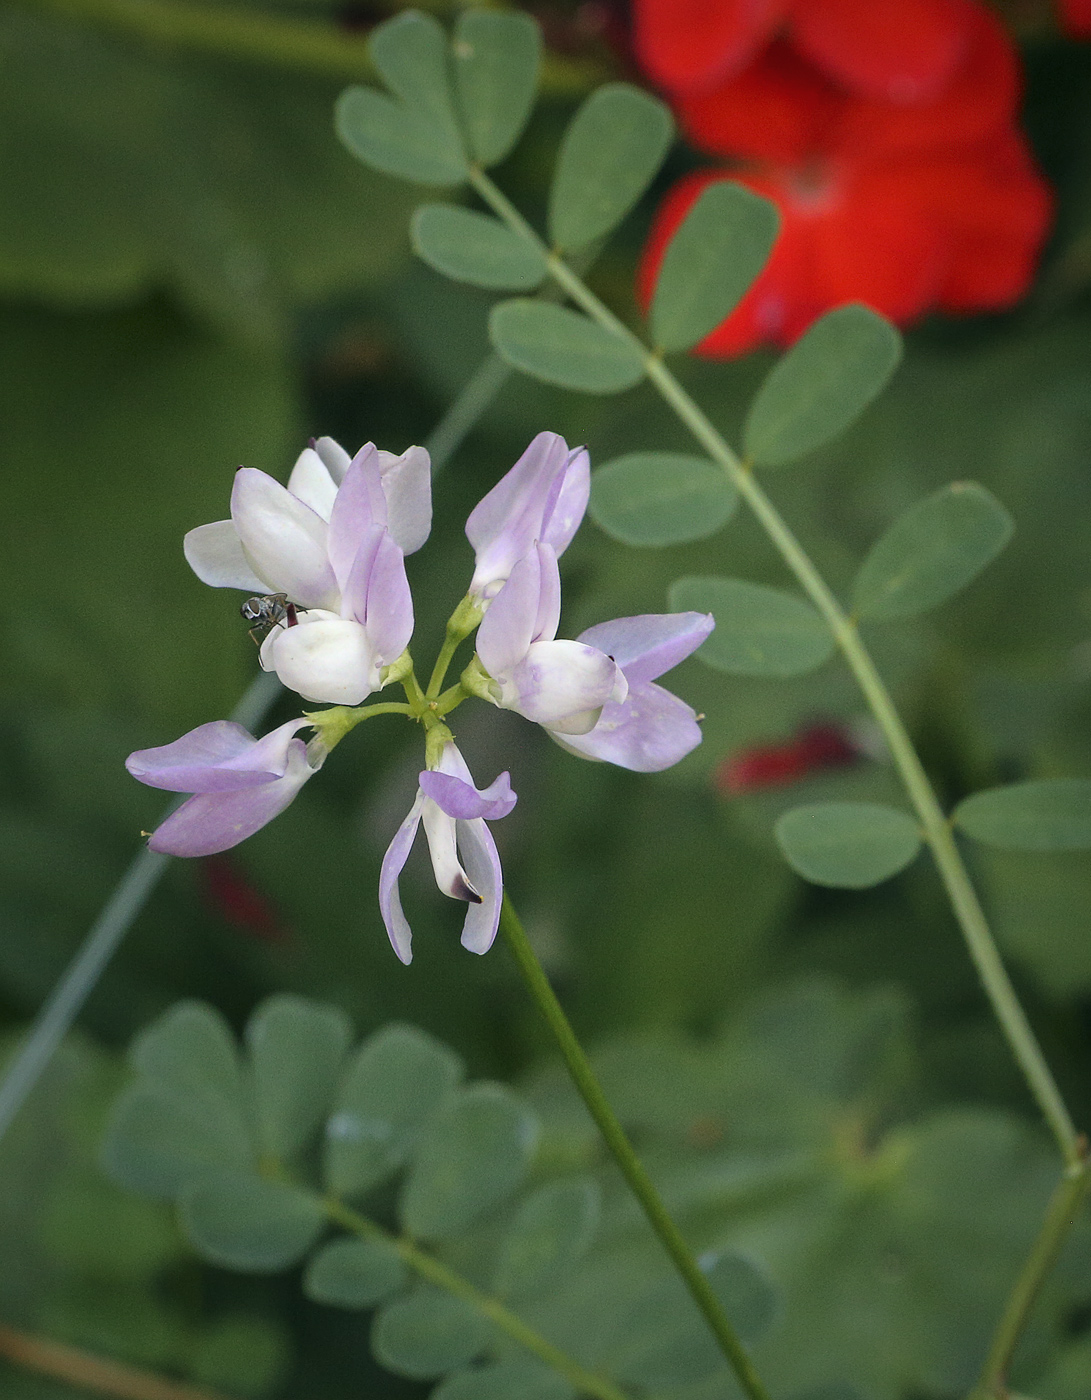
3, 1, 1091, 1396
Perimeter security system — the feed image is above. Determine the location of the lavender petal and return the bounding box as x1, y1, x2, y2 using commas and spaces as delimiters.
379, 793, 425, 965
419, 770, 517, 821
553, 681, 704, 771
577, 612, 715, 684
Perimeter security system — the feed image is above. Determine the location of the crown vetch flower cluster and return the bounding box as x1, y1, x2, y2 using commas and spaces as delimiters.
634, 0, 1053, 354
127, 433, 713, 962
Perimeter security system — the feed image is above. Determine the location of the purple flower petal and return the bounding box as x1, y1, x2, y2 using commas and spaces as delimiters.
337, 522, 384, 625
577, 612, 714, 685
379, 793, 425, 965
362, 531, 414, 665
147, 739, 313, 856
231, 468, 338, 611
553, 681, 704, 772
456, 818, 503, 955
419, 770, 517, 821
422, 801, 477, 901
467, 433, 587, 593
377, 446, 432, 555
476, 548, 543, 678
126, 718, 309, 793
183, 521, 268, 593
507, 640, 625, 732
326, 445, 386, 590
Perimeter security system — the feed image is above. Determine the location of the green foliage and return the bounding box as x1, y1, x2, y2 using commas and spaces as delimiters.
304, 1237, 407, 1309
852, 482, 1014, 621
412, 206, 548, 291
589, 452, 737, 547
954, 780, 1091, 851
744, 306, 903, 466
775, 803, 923, 888
179, 1172, 325, 1271
246, 994, 352, 1162
650, 182, 779, 353
433, 1360, 576, 1400
668, 576, 836, 676
489, 300, 646, 393
492, 1178, 601, 1298
451, 10, 542, 168
548, 84, 674, 253
400, 1084, 539, 1239
372, 1288, 493, 1380
324, 1023, 463, 1200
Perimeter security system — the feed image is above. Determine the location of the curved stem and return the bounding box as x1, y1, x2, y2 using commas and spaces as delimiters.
971, 1156, 1090, 1399
499, 897, 773, 1400
324, 1198, 631, 1400
469, 165, 1081, 1168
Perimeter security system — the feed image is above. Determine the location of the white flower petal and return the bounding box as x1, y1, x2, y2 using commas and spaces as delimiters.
287, 446, 339, 520
378, 446, 432, 555
183, 521, 269, 592
231, 468, 338, 611
263, 615, 376, 704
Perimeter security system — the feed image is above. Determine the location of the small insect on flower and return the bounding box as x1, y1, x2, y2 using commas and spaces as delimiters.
240, 593, 303, 646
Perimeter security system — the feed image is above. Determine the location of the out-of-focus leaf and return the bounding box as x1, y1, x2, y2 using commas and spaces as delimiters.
548, 84, 673, 252
589, 452, 737, 546
411, 206, 547, 291
610, 1252, 778, 1387
245, 995, 352, 1162
650, 182, 779, 353
744, 306, 902, 466
954, 780, 1091, 851
490, 300, 645, 392
372, 1288, 492, 1380
100, 1084, 252, 1201
399, 1084, 538, 1239
452, 10, 541, 167
775, 803, 922, 888
189, 1315, 290, 1399
323, 1024, 462, 1199
852, 483, 1013, 621
0, 8, 417, 339
435, 1362, 575, 1400
493, 1178, 601, 1298
179, 1172, 325, 1272
667, 576, 836, 676
303, 1236, 407, 1309
336, 85, 466, 187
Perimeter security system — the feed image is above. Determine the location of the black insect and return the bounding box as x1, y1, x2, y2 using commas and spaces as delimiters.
240, 593, 303, 646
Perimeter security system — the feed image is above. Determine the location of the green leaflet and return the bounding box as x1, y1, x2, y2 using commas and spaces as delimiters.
303, 1237, 407, 1309
411, 205, 547, 291
775, 802, 922, 888
451, 10, 541, 167
399, 1084, 538, 1239
179, 1173, 325, 1272
548, 84, 674, 252
372, 1288, 493, 1380
853, 482, 1014, 621
667, 576, 836, 677
246, 995, 352, 1163
589, 452, 737, 547
744, 305, 902, 466
650, 182, 779, 353
493, 1178, 601, 1298
490, 299, 645, 393
953, 780, 1091, 851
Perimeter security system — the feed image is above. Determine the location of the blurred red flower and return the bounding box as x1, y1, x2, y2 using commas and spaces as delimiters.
1060, 0, 1091, 35
715, 722, 861, 794
635, 0, 1053, 354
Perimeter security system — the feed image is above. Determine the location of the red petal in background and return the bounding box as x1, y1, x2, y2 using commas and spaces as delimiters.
836, 3, 1019, 157
678, 41, 839, 163
791, 0, 973, 101
632, 0, 786, 94
1060, 0, 1091, 37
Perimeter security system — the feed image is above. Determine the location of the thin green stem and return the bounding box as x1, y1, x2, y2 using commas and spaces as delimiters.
20, 0, 604, 94
426, 631, 466, 701
499, 897, 773, 1400
470, 164, 1081, 1168
324, 1198, 631, 1400
971, 1156, 1090, 1399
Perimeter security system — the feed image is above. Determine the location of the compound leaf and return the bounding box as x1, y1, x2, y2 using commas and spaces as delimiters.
412, 206, 547, 291
589, 452, 736, 546
490, 299, 645, 393
452, 10, 541, 166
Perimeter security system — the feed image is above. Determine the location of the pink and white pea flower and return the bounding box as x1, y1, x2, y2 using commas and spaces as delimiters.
183, 438, 424, 705
475, 542, 627, 735
466, 431, 590, 599
126, 718, 319, 857
550, 612, 715, 771
380, 743, 517, 965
